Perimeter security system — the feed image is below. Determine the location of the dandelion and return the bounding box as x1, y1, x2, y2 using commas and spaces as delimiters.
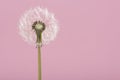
18, 7, 59, 80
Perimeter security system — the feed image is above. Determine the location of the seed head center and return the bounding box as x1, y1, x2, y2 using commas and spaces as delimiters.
35, 23, 43, 30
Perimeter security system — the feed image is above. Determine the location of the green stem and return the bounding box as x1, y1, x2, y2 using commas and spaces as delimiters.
38, 45, 42, 80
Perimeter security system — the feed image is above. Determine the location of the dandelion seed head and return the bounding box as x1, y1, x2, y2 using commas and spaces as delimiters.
19, 7, 59, 46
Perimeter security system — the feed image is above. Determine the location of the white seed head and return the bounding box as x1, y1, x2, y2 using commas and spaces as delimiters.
18, 7, 59, 46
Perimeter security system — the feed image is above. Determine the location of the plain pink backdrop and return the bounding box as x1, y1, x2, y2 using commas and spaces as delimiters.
0, 0, 120, 80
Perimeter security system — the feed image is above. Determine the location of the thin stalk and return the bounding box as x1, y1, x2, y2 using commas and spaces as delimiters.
32, 21, 44, 80
38, 45, 42, 80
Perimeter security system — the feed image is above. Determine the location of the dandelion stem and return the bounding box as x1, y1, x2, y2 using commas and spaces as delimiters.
33, 21, 44, 80
38, 45, 42, 80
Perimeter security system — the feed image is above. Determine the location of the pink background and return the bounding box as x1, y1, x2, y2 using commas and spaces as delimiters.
0, 0, 120, 80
